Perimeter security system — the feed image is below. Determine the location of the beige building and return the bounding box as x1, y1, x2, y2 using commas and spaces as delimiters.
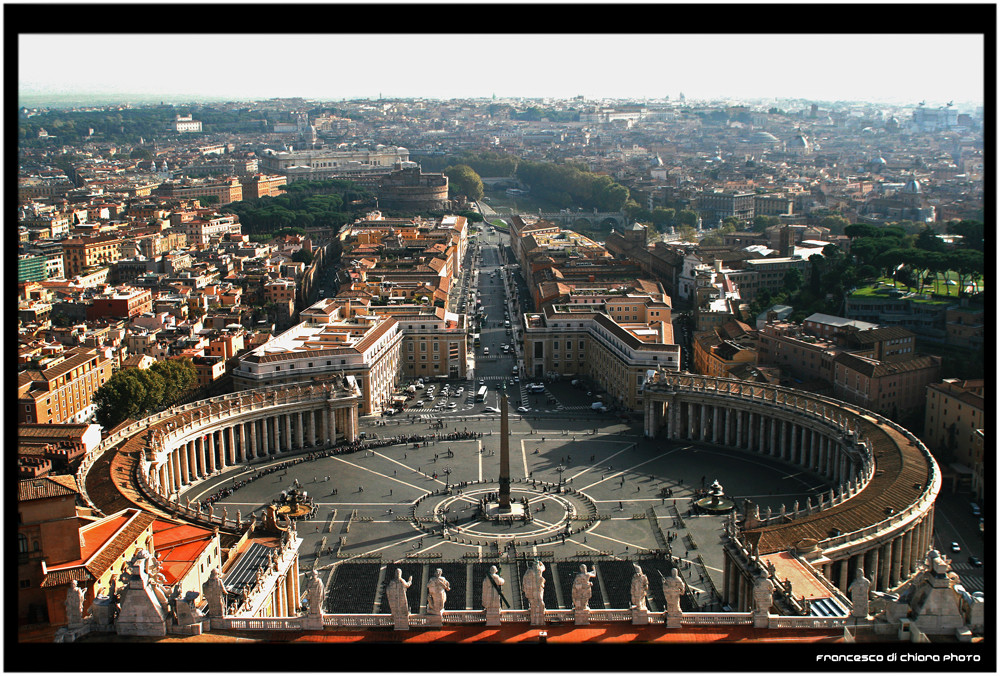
233, 298, 403, 415
523, 304, 679, 411
923, 379, 985, 494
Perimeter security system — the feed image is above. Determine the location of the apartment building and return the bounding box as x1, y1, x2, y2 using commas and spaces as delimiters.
17, 346, 113, 425
696, 190, 755, 225
523, 304, 680, 412
61, 235, 122, 278
233, 298, 403, 415
831, 352, 942, 419
86, 286, 153, 321
923, 379, 985, 475
155, 177, 243, 205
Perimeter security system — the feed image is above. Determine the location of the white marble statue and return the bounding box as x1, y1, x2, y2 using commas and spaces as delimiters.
753, 574, 775, 615
662, 568, 685, 616
572, 564, 596, 611
482, 565, 505, 612
306, 570, 325, 617
426, 568, 450, 616
386, 568, 413, 619
630, 563, 649, 611
849, 568, 871, 618
65, 579, 86, 626
522, 559, 546, 612
202, 568, 227, 617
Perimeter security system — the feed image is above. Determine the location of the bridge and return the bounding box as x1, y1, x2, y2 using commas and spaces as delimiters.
535, 209, 627, 230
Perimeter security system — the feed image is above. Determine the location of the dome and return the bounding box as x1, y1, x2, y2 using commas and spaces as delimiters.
903, 178, 921, 194
749, 131, 779, 143
788, 134, 809, 147
869, 156, 887, 171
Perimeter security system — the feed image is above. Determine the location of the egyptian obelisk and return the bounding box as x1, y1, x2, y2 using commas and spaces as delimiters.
498, 381, 511, 510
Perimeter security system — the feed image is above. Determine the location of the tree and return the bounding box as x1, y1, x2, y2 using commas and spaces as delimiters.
444, 164, 484, 201
946, 220, 984, 251
915, 225, 947, 253
677, 210, 699, 228
700, 231, 725, 247
783, 268, 803, 294
291, 248, 314, 265
678, 225, 698, 241
818, 215, 849, 235
752, 215, 781, 232
197, 195, 220, 207
94, 370, 146, 429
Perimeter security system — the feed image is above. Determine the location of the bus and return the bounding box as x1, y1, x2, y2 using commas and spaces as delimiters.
473, 333, 481, 347
475, 385, 488, 402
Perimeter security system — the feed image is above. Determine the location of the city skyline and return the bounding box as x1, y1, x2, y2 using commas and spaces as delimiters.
19, 32, 985, 108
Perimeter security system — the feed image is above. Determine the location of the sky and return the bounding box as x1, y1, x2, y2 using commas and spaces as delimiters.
18, 32, 986, 107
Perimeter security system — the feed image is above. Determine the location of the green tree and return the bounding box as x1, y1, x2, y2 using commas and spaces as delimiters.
93, 370, 146, 429
915, 225, 947, 253
445, 164, 485, 201
197, 195, 220, 207
946, 220, 984, 251
291, 248, 314, 265
783, 268, 803, 293
677, 210, 699, 228
818, 214, 849, 235
678, 224, 698, 241
752, 215, 781, 232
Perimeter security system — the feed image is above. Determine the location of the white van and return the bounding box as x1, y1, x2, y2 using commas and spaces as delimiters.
484, 347, 489, 355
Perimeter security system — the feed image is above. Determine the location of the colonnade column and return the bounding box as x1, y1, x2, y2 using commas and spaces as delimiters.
284, 413, 292, 450
769, 418, 777, 456
172, 449, 182, 494
249, 420, 258, 459
207, 431, 217, 474
724, 408, 732, 446
758, 415, 766, 454
195, 437, 205, 478
181, 441, 191, 482
262, 418, 271, 456
273, 416, 282, 454
879, 542, 892, 591
297, 411, 304, 450
867, 546, 880, 591
779, 421, 787, 460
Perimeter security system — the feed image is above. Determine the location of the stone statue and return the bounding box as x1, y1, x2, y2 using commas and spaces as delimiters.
386, 568, 413, 619
572, 564, 596, 611
426, 568, 450, 616
630, 563, 649, 611
752, 574, 775, 615
306, 570, 325, 617
849, 568, 871, 618
174, 591, 205, 626
522, 559, 546, 613
482, 565, 506, 613
662, 568, 685, 616
65, 579, 86, 626
926, 549, 951, 577
203, 568, 227, 617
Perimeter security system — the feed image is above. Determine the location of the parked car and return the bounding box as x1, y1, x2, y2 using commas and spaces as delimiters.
447, 402, 458, 409
950, 541, 961, 553
483, 406, 500, 413
968, 556, 983, 567
517, 406, 531, 413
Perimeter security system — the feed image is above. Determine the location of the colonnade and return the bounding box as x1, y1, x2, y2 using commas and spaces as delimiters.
819, 507, 936, 594
645, 397, 857, 486
147, 398, 359, 499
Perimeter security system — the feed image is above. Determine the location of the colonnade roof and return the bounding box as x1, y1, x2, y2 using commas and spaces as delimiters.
748, 413, 931, 555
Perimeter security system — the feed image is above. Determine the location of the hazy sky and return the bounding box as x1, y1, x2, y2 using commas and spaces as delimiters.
19, 33, 985, 106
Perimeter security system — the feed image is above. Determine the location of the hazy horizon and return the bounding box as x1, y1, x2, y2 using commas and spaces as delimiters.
19, 33, 985, 110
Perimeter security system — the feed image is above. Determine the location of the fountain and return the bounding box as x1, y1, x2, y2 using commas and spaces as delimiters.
275, 486, 315, 520
694, 479, 735, 514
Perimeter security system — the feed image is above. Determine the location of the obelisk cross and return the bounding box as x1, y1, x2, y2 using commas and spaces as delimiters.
498, 380, 511, 509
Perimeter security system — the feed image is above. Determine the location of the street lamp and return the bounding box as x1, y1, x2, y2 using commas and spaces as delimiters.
444, 467, 452, 489
556, 465, 566, 490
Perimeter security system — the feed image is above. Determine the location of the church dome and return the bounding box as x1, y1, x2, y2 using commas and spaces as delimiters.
788, 134, 809, 148
903, 178, 921, 194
